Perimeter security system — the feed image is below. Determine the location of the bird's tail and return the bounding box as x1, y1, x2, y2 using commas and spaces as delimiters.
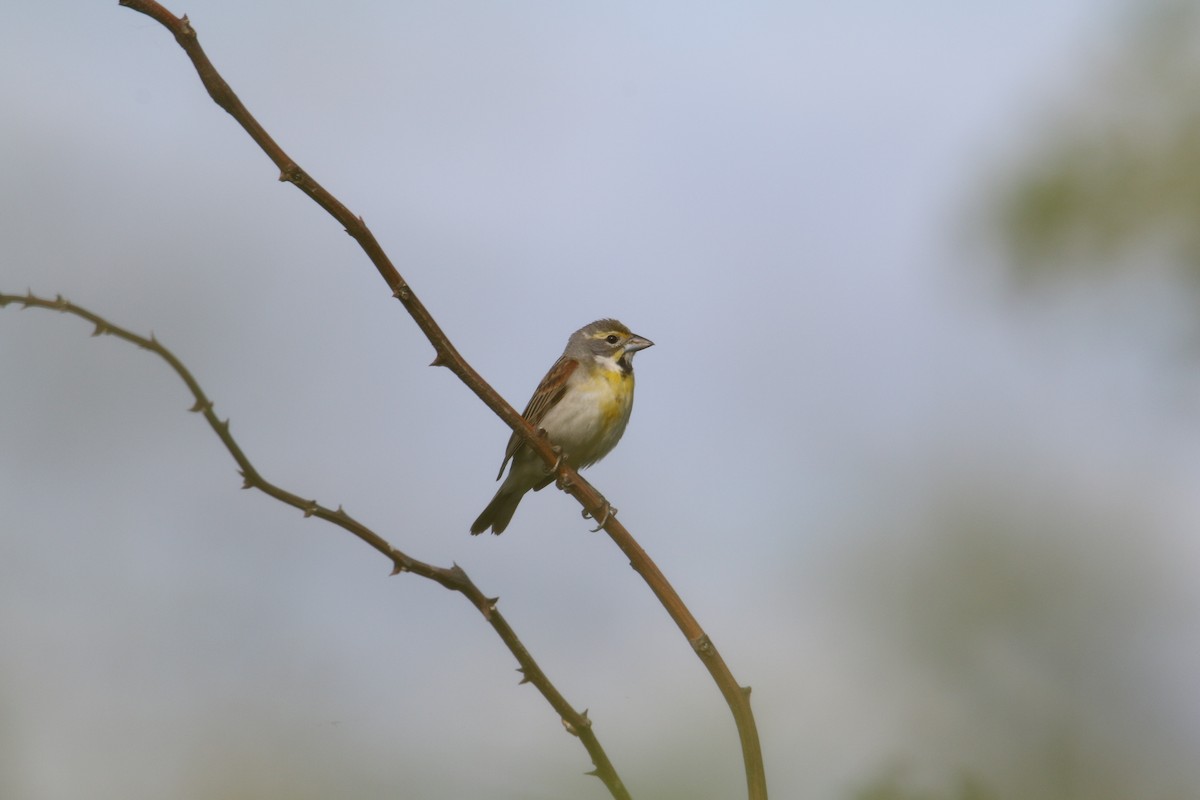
470, 484, 526, 535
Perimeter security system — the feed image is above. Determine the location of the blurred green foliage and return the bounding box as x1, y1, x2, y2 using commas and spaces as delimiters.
1000, 0, 1200, 283
852, 768, 996, 800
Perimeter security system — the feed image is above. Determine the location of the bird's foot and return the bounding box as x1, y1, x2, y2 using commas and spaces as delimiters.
544, 444, 565, 476
583, 502, 617, 532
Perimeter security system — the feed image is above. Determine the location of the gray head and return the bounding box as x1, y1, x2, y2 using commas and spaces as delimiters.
564, 318, 654, 373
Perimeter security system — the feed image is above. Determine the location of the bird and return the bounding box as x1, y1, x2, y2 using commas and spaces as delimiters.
470, 318, 654, 535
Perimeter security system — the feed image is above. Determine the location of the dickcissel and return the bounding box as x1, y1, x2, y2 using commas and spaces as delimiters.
470, 319, 654, 535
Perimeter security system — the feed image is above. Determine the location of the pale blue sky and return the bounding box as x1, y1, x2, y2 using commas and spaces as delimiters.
6, 2, 1197, 799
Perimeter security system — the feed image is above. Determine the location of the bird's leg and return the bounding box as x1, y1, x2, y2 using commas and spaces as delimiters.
544, 445, 565, 476
537, 428, 566, 476
582, 502, 617, 532
554, 465, 574, 491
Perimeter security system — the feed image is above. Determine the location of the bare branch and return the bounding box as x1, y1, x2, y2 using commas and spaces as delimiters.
0, 291, 630, 800
113, 3, 767, 797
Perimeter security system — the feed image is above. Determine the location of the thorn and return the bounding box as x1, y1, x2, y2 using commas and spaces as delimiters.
239, 470, 253, 489
216, 417, 230, 433
516, 667, 531, 685
741, 685, 753, 697
429, 352, 446, 367
90, 322, 109, 337
53, 294, 68, 310
279, 164, 299, 184
390, 559, 407, 576
188, 399, 212, 413
479, 595, 499, 620
584, 769, 600, 778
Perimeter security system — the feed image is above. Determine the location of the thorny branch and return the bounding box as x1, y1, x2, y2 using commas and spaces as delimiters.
113, 3, 766, 798
0, 291, 630, 800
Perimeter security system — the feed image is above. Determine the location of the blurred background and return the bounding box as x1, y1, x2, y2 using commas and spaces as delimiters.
3, 1, 1199, 798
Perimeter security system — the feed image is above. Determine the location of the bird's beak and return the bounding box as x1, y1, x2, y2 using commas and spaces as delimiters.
625, 334, 654, 353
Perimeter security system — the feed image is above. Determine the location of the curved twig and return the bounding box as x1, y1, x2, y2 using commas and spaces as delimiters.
112, 4, 767, 797
0, 291, 630, 800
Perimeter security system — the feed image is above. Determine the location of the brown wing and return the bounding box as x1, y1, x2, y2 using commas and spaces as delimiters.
495, 356, 578, 479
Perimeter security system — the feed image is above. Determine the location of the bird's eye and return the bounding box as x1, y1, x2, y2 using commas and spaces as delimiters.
605, 334, 620, 344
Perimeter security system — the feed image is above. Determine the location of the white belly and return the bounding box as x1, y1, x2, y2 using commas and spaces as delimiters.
538, 371, 635, 468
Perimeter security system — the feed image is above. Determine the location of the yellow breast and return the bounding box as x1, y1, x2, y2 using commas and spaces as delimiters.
597, 366, 634, 424
538, 359, 636, 468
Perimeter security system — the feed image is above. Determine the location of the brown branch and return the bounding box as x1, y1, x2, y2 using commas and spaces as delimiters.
113, 3, 767, 798
0, 290, 630, 800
